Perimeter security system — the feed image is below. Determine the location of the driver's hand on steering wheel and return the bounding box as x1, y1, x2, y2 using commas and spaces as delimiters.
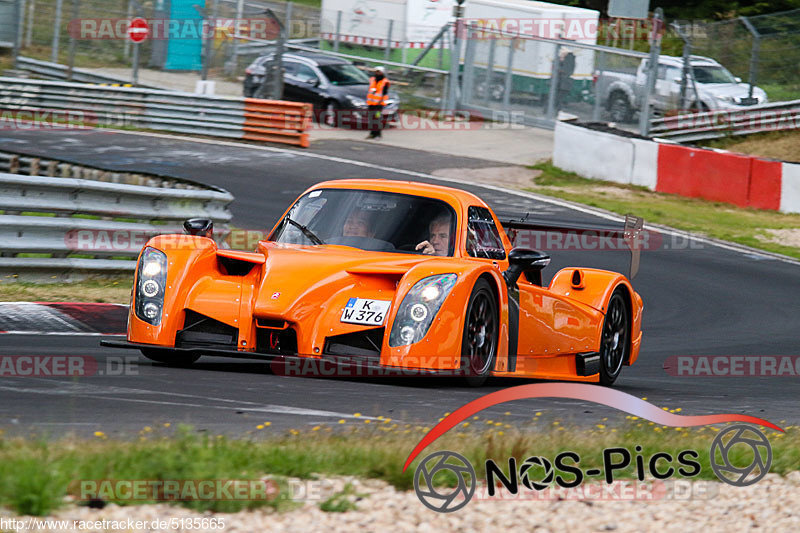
415, 240, 435, 255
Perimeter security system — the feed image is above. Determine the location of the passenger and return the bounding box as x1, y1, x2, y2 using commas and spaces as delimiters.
416, 215, 451, 256
342, 209, 375, 238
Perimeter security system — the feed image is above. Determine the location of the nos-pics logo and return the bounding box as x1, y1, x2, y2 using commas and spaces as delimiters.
413, 424, 772, 513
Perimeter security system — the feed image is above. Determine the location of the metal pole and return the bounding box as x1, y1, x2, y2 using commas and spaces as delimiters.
461, 24, 476, 104
448, 17, 462, 112
51, 0, 63, 63
333, 10, 341, 53
285, 1, 293, 36
638, 8, 663, 136
25, 0, 34, 47
384, 20, 393, 61
225, 0, 244, 76
12, 0, 22, 63
124, 0, 133, 60
591, 50, 605, 121
545, 42, 561, 120
483, 38, 496, 104
66, 0, 78, 80
671, 22, 692, 110
739, 16, 760, 100
132, 43, 140, 85
502, 38, 515, 108
201, 0, 217, 80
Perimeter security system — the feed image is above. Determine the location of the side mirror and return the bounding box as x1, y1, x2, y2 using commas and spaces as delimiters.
184, 218, 213, 238
503, 247, 551, 286
735, 76, 742, 83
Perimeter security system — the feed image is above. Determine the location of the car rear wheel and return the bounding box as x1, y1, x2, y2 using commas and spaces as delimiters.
461, 278, 498, 387
598, 288, 630, 386
140, 348, 200, 367
608, 92, 633, 123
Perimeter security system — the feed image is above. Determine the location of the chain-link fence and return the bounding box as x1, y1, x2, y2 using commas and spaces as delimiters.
457, 22, 652, 130
677, 9, 800, 105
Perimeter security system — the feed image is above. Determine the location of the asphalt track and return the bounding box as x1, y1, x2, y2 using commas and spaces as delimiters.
1, 129, 799, 438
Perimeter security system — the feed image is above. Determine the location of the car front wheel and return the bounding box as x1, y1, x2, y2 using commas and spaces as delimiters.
461, 278, 498, 387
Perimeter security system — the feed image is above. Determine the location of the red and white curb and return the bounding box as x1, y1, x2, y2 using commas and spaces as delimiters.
0, 302, 127, 335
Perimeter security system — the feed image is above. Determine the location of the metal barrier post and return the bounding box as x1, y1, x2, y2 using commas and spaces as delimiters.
66, 0, 78, 81
333, 10, 341, 53
385, 20, 393, 61
638, 8, 663, 137
461, 24, 476, 105
25, 0, 34, 47
739, 16, 761, 101
482, 37, 496, 104
51, 0, 63, 63
592, 50, 605, 121
502, 38, 515, 108
545, 42, 561, 120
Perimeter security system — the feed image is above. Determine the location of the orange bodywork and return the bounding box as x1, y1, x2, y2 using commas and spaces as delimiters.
127, 179, 643, 382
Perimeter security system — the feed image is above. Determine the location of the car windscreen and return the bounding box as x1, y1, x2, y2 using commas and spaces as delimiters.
319, 64, 370, 86
269, 189, 456, 256
691, 65, 737, 84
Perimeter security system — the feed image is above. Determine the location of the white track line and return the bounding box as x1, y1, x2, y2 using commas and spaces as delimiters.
107, 129, 800, 267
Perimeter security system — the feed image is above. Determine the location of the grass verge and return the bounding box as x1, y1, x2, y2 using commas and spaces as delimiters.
527, 161, 800, 260
0, 275, 133, 303
0, 421, 797, 516
699, 129, 800, 163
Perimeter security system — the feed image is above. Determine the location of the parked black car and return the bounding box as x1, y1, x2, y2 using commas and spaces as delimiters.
243, 52, 400, 127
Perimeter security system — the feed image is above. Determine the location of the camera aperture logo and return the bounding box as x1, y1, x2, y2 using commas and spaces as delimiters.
407, 384, 780, 511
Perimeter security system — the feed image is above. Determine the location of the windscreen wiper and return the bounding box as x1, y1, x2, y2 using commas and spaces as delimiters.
285, 217, 325, 245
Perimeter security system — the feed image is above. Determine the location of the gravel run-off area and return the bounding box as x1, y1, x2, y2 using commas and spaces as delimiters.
2, 473, 799, 532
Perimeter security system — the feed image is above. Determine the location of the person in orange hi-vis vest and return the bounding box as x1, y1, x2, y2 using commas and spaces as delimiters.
366, 66, 390, 139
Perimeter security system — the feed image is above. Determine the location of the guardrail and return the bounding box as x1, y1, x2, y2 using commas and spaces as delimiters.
0, 77, 313, 148
0, 171, 234, 279
650, 99, 800, 142
15, 56, 165, 90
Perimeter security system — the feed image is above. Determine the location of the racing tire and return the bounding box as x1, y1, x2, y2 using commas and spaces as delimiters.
461, 278, 498, 387
140, 348, 200, 367
608, 92, 633, 123
690, 101, 710, 113
598, 287, 631, 387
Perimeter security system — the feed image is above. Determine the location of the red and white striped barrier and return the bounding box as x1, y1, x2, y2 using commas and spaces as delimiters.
554, 120, 800, 214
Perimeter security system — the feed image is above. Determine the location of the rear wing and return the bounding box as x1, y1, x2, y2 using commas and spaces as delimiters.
496, 212, 644, 280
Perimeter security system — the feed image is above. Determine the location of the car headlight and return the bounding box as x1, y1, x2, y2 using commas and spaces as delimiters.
389, 274, 457, 347
135, 247, 167, 326
345, 95, 367, 108
720, 95, 736, 103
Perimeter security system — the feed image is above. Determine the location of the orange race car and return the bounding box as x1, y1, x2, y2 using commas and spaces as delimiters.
102, 179, 644, 386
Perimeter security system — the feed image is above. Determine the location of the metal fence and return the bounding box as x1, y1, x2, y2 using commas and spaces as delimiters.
456, 22, 652, 130
0, 77, 312, 147
0, 154, 233, 280
670, 9, 800, 109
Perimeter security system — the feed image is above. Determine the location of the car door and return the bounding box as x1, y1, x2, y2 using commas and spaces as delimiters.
283, 61, 324, 107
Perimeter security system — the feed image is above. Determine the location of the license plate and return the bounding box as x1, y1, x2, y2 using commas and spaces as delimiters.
340, 298, 391, 326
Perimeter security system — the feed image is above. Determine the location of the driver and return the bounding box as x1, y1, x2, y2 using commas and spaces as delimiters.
342, 208, 376, 238
416, 214, 451, 256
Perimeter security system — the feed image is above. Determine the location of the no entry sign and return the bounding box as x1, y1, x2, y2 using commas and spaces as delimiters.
127, 18, 149, 43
